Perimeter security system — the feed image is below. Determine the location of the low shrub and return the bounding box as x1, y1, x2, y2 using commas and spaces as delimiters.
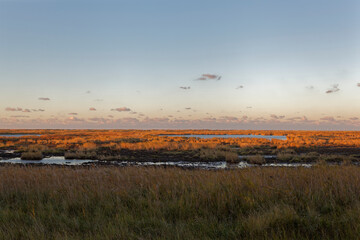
20, 151, 43, 160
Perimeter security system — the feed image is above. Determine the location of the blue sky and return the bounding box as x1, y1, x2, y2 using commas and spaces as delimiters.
1, 0, 360, 129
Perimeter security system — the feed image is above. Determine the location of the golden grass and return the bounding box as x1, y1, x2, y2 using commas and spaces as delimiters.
198, 148, 239, 162
1, 166, 360, 239
4, 129, 360, 152
245, 154, 265, 164
20, 151, 43, 160
64, 150, 97, 159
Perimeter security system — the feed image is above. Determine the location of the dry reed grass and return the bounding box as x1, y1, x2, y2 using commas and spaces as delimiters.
1, 166, 360, 239
20, 151, 43, 160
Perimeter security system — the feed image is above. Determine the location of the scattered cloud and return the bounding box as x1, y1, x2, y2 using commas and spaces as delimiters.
94, 99, 103, 102
196, 74, 221, 81
202, 74, 218, 79
38, 97, 50, 101
89, 107, 96, 111
357, 83, 360, 87
5, 107, 32, 112
326, 84, 340, 94
111, 107, 131, 112
320, 116, 336, 122
86, 90, 91, 94
270, 114, 285, 119
306, 85, 314, 90
236, 85, 244, 89
67, 116, 83, 122
10, 115, 30, 118
180, 86, 191, 90
5, 107, 23, 112
287, 117, 302, 121
220, 116, 239, 122
185, 107, 191, 110
301, 116, 309, 121
88, 117, 108, 123
349, 117, 359, 121
32, 109, 45, 112
68, 113, 78, 115
2, 114, 359, 129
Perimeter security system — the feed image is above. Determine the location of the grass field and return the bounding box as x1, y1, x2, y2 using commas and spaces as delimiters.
1, 165, 360, 239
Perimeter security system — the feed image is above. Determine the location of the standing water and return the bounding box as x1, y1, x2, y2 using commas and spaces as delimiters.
160, 134, 286, 140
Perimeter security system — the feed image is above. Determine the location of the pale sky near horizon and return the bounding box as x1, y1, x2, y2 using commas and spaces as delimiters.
1, 0, 360, 130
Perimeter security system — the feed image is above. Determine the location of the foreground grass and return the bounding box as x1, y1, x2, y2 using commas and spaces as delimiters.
1, 166, 360, 239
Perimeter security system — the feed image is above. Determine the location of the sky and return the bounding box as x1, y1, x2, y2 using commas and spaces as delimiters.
1, 0, 360, 130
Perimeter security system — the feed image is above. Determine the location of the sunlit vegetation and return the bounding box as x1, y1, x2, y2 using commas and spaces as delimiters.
64, 150, 97, 160
1, 166, 360, 239
2, 129, 360, 163
198, 148, 238, 162
244, 155, 265, 165
2, 130, 360, 238
20, 151, 43, 160
2, 129, 360, 151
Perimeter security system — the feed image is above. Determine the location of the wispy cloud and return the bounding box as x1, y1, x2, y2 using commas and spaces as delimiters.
5, 107, 23, 112
180, 86, 191, 90
185, 107, 191, 110
220, 116, 239, 122
306, 85, 314, 90
32, 109, 45, 112
38, 97, 50, 101
236, 85, 244, 89
195, 74, 221, 81
67, 116, 83, 122
357, 83, 360, 87
86, 90, 91, 94
5, 107, 31, 112
320, 116, 336, 121
89, 107, 96, 111
270, 114, 285, 119
88, 117, 109, 123
2, 114, 360, 130
68, 113, 78, 115
10, 115, 30, 118
111, 107, 131, 112
326, 84, 340, 94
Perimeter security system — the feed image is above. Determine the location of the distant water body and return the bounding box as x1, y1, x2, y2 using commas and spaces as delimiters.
1, 157, 95, 165
1, 157, 311, 168
0, 134, 41, 137
161, 134, 287, 140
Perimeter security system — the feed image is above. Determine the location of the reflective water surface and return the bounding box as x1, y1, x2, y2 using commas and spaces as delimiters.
1, 157, 313, 168
0, 134, 41, 137
1, 157, 96, 165
161, 134, 287, 140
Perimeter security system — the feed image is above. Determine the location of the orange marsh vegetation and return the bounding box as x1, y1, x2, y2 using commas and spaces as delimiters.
1, 129, 360, 152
